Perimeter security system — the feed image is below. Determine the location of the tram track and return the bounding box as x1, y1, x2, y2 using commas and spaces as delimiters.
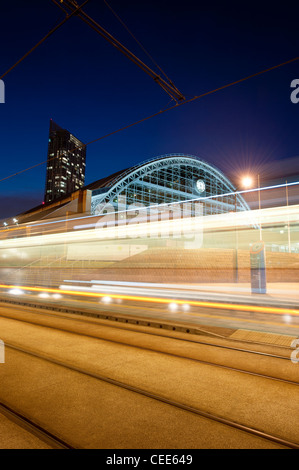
0, 297, 295, 354
0, 295, 232, 338
1, 299, 299, 448
3, 340, 299, 450
0, 300, 297, 386
0, 400, 75, 449
0, 294, 298, 347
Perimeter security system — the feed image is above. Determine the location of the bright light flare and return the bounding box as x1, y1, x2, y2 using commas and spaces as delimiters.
182, 304, 190, 312
1, 284, 299, 318
168, 302, 178, 312
241, 176, 253, 188
52, 293, 62, 300
38, 292, 50, 299
8, 288, 24, 296
101, 296, 112, 304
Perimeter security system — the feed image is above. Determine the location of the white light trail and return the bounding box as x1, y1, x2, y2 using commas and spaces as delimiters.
1, 180, 298, 231
8, 288, 24, 295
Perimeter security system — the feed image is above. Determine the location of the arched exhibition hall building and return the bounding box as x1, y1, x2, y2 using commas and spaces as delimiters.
87, 154, 248, 216
15, 154, 249, 224
2, 154, 296, 287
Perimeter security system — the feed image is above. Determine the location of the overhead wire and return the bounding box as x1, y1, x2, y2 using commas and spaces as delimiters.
55, 0, 185, 102
0, 54, 298, 185
102, 0, 177, 90
0, 0, 90, 81
84, 55, 299, 147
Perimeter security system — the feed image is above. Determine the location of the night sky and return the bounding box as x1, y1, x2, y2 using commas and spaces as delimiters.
0, 0, 298, 220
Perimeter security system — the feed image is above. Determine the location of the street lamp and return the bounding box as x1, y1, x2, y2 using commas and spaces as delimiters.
241, 176, 253, 189
233, 175, 254, 284
241, 174, 262, 240
285, 180, 291, 253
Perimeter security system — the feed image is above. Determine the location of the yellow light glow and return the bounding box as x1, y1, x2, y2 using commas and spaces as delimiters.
1, 283, 299, 317
242, 176, 253, 188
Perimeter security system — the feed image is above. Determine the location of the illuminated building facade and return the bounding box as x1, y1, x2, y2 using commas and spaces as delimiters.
87, 154, 249, 216
2, 154, 297, 289
15, 154, 249, 225
44, 119, 86, 203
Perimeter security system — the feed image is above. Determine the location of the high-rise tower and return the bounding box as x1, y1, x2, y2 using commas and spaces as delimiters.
44, 120, 86, 203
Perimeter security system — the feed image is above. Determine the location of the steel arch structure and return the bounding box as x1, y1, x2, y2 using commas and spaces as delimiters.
91, 154, 249, 215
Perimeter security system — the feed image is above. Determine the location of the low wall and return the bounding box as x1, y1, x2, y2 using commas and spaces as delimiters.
1, 248, 299, 286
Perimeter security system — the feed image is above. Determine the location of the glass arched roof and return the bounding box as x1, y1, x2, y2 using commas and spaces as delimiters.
89, 154, 250, 215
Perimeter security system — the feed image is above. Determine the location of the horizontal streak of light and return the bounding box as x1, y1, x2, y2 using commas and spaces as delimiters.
0, 217, 203, 247
1, 180, 299, 233
0, 203, 298, 248
60, 293, 299, 331
64, 279, 299, 297
1, 283, 299, 317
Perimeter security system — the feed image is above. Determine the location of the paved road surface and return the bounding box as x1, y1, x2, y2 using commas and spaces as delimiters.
0, 302, 298, 449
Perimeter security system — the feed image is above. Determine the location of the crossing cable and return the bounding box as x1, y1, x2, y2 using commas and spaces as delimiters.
0, 0, 90, 81
102, 0, 177, 91
85, 55, 299, 147
52, 0, 186, 103
0, 55, 298, 185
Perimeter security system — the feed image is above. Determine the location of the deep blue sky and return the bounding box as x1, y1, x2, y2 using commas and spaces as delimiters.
0, 0, 298, 219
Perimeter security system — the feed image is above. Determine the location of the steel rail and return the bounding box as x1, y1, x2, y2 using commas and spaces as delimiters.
0, 301, 298, 389
0, 401, 76, 449
4, 341, 299, 449
0, 297, 295, 357
0, 294, 296, 346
